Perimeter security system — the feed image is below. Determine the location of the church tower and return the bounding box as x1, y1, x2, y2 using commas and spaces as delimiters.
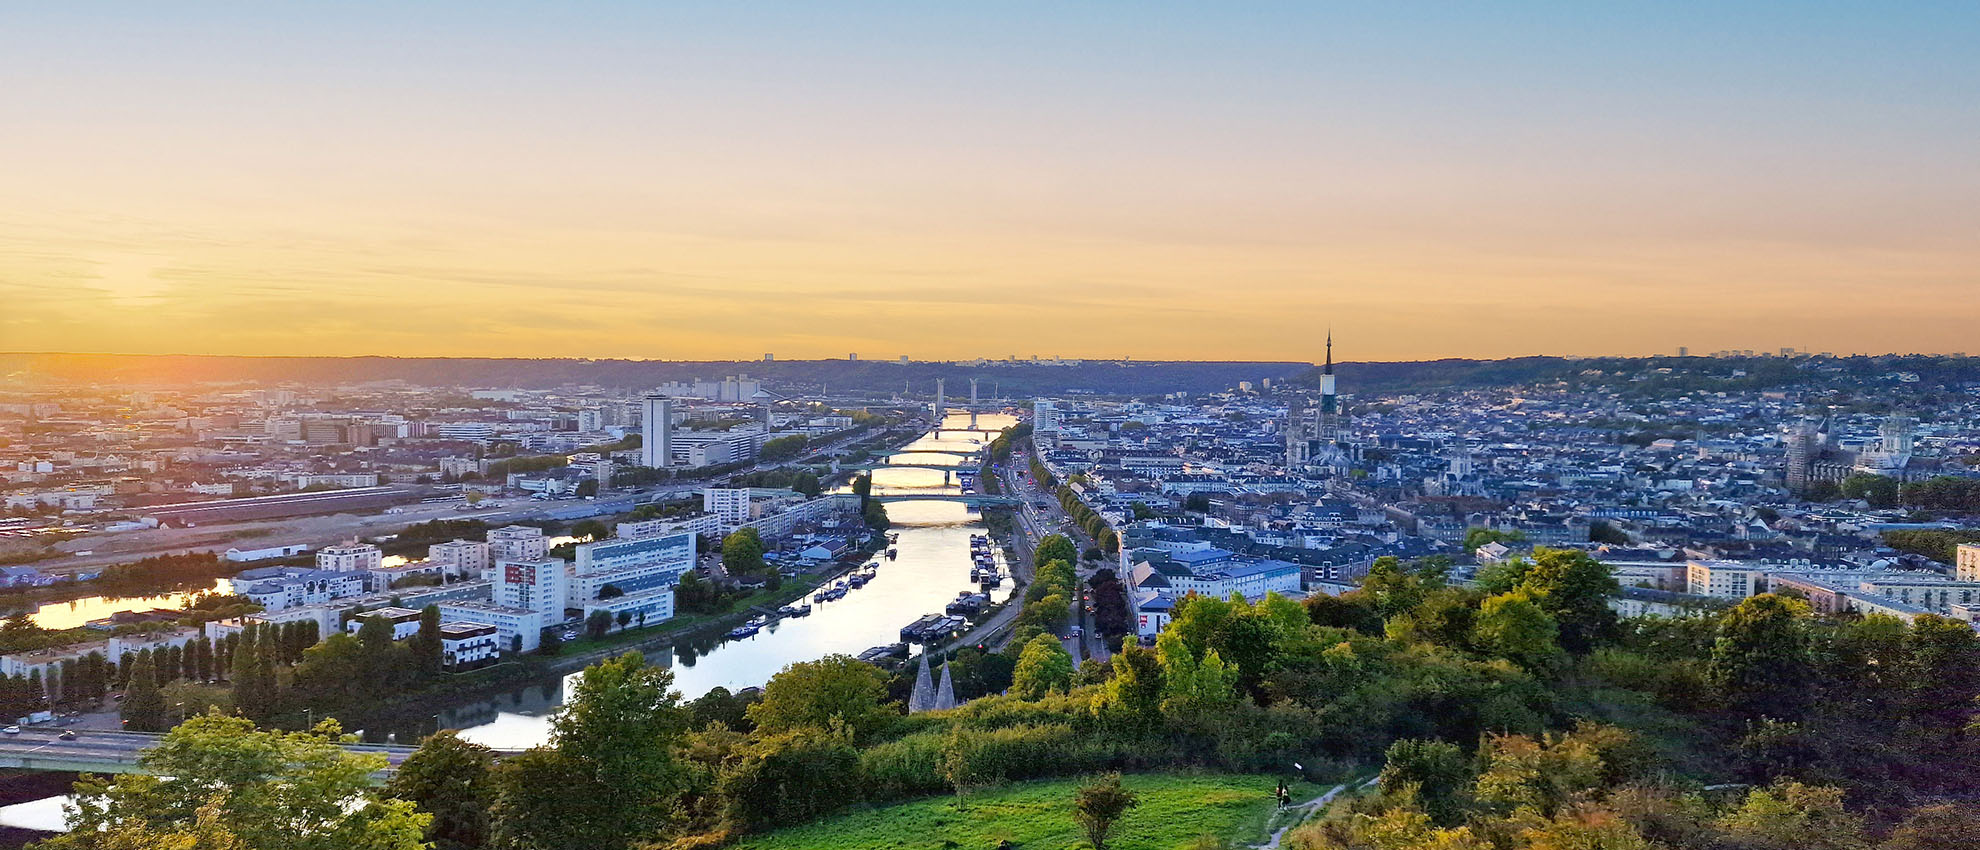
1317, 332, 1346, 444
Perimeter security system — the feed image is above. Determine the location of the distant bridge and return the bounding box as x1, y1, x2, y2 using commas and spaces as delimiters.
0, 729, 439, 780
871, 493, 1023, 507
847, 462, 977, 472
885, 447, 984, 457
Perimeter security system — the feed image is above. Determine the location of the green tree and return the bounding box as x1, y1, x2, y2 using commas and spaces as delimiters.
1463, 527, 1526, 554
585, 609, 613, 640
574, 479, 600, 499
1011, 632, 1075, 699
1900, 614, 1980, 741
1839, 473, 1900, 508
717, 726, 862, 830
1380, 739, 1474, 826
1516, 548, 1620, 653
119, 651, 168, 732
1880, 802, 1980, 850
1472, 590, 1562, 671
1717, 781, 1867, 850
386, 731, 494, 850
494, 652, 688, 850
1155, 630, 1240, 721
723, 527, 766, 576
862, 498, 892, 531
409, 606, 443, 676
1098, 641, 1165, 734
571, 518, 608, 541
1711, 594, 1814, 723
1072, 773, 1139, 850
48, 712, 428, 850
746, 654, 893, 742
231, 630, 278, 724
1034, 534, 1078, 571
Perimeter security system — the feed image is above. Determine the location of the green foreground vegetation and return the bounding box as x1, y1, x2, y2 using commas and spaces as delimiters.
735, 774, 1298, 850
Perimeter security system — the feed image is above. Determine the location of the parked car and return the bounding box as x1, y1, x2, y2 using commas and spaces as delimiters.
2, 726, 18, 735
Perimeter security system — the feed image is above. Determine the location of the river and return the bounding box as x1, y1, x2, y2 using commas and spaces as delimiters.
0, 415, 1017, 834
422, 412, 1018, 751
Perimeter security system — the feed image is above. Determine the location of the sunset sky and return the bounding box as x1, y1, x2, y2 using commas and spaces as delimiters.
3, 3, 1977, 363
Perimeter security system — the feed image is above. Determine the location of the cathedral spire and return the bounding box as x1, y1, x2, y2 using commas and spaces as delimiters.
1324, 330, 1333, 375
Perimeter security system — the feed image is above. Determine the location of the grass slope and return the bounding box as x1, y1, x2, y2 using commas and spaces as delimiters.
736, 773, 1314, 850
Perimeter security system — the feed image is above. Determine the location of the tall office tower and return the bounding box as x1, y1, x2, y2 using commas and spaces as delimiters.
1317, 333, 1346, 443
1881, 413, 1916, 456
933, 379, 946, 421
1285, 396, 1309, 467
1785, 419, 1818, 493
641, 394, 674, 468
969, 378, 979, 406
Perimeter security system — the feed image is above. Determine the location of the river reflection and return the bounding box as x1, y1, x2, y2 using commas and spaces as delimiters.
417, 413, 1016, 751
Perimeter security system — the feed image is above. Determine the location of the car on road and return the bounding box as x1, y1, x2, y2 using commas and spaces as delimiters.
2, 726, 17, 735
57, 731, 76, 741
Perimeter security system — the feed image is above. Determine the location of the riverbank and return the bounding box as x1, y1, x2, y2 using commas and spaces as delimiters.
356, 541, 893, 739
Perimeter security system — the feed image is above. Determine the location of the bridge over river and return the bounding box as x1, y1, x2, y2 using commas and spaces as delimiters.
870, 493, 1023, 507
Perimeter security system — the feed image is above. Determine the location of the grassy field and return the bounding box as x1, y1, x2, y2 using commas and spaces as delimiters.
735, 773, 1324, 850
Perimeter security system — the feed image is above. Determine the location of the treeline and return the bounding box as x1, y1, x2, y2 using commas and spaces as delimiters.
1029, 455, 1057, 488
482, 454, 567, 478
1897, 475, 1980, 512
386, 518, 491, 554
1056, 484, 1120, 553
118, 619, 325, 731
1881, 528, 1980, 564
1009, 536, 1079, 644
613, 458, 753, 488
118, 611, 451, 731
95, 551, 232, 594
729, 468, 822, 497
759, 434, 810, 461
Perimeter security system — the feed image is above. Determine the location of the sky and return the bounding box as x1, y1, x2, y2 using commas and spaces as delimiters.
3, 2, 1977, 363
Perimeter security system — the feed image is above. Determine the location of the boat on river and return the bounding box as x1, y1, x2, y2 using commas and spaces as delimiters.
726, 623, 760, 639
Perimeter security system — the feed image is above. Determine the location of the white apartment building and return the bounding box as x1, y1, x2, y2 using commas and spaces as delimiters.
580, 588, 676, 635
1686, 560, 1767, 598
495, 559, 569, 619
437, 601, 547, 653
233, 567, 367, 611
346, 607, 425, 640
439, 623, 501, 669
294, 472, 380, 489
428, 539, 491, 579
487, 526, 549, 563
704, 488, 754, 529
316, 543, 383, 573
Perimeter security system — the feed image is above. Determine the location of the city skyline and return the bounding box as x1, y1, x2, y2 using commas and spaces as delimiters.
5, 3, 1978, 361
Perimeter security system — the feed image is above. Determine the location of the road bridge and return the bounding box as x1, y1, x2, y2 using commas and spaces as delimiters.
845, 462, 976, 472
885, 447, 984, 456
0, 729, 437, 779
871, 493, 1024, 507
